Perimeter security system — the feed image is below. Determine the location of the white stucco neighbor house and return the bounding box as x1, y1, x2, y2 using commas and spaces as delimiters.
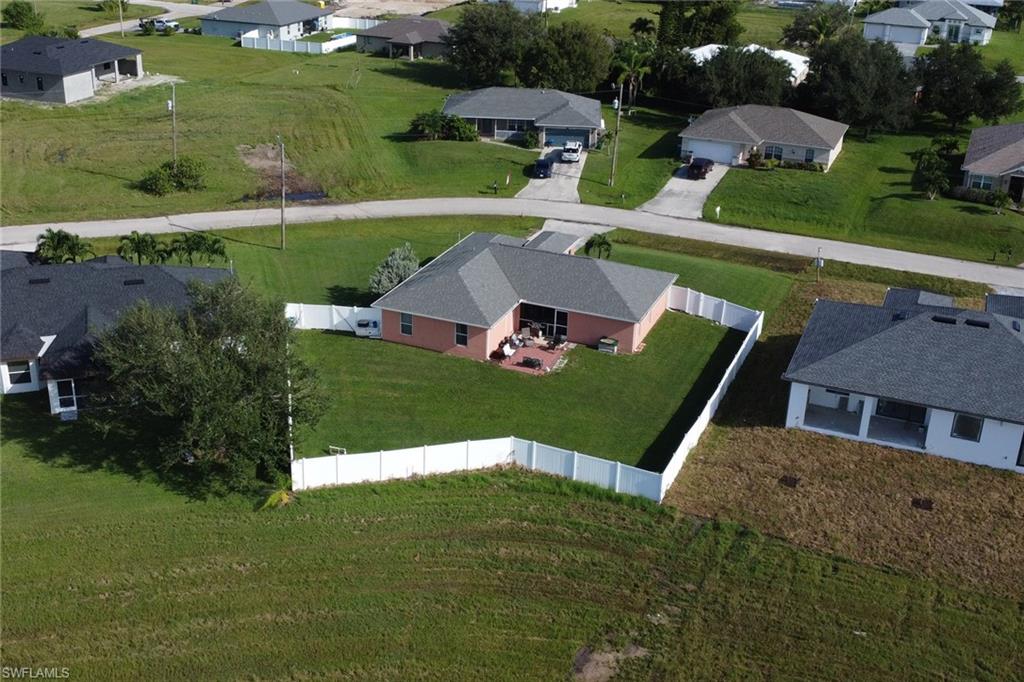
863, 0, 996, 47
678, 104, 849, 170
783, 288, 1024, 473
960, 122, 1024, 204
687, 44, 810, 86
201, 0, 333, 40
0, 36, 143, 104
481, 0, 577, 13
0, 252, 229, 416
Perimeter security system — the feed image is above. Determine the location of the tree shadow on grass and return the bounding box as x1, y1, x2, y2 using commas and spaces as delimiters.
374, 60, 465, 90
638, 129, 684, 160
327, 284, 372, 306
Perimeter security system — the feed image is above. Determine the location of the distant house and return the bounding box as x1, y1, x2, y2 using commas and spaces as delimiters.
372, 232, 676, 360
783, 288, 1024, 473
898, 0, 1002, 16
442, 87, 605, 148
480, 0, 577, 13
355, 17, 450, 60
0, 36, 142, 105
687, 44, 810, 86
201, 0, 333, 40
863, 0, 996, 46
0, 252, 229, 415
961, 123, 1024, 203
678, 104, 849, 170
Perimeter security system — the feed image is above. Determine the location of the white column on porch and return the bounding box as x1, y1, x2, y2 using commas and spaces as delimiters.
785, 383, 809, 428
113, 60, 119, 84
858, 396, 877, 439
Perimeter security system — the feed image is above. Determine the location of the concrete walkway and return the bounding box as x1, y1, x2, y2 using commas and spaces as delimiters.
639, 165, 729, 220
3, 197, 1022, 289
81, 0, 242, 37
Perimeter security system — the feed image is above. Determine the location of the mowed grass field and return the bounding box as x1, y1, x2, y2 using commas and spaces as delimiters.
3, 393, 1022, 679
981, 29, 1024, 72
705, 125, 1024, 263
0, 0, 164, 43
0, 36, 537, 223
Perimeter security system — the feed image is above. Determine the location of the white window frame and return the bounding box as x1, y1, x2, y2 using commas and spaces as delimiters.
400, 312, 413, 336
950, 413, 984, 442
454, 323, 468, 347
764, 144, 783, 160
969, 174, 993, 190
7, 361, 32, 386
804, 148, 815, 163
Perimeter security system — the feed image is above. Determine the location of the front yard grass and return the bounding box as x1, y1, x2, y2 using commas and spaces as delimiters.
0, 36, 537, 224
705, 128, 1024, 263
3, 397, 1020, 678
736, 4, 799, 48
982, 28, 1024, 72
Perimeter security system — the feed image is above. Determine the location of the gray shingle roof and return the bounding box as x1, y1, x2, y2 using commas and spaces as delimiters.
783, 296, 1024, 424
522, 231, 581, 254
442, 87, 604, 130
0, 253, 230, 376
678, 105, 848, 150
862, 7, 932, 27
0, 36, 140, 77
372, 233, 676, 328
912, 0, 996, 27
356, 16, 449, 45
204, 0, 332, 27
882, 287, 956, 311
986, 293, 1024, 319
962, 123, 1024, 176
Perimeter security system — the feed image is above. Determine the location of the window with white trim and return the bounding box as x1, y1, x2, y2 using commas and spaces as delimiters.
804, 148, 815, 163
455, 323, 468, 347
764, 144, 783, 160
951, 413, 983, 442
400, 313, 413, 336
56, 379, 76, 409
969, 174, 994, 190
7, 361, 31, 385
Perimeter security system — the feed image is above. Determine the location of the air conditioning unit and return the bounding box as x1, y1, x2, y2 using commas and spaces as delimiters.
355, 319, 380, 338
598, 337, 618, 354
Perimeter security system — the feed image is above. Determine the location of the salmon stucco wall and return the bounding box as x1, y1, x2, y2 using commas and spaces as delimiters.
565, 310, 635, 352
634, 287, 671, 350
485, 307, 518, 355
380, 309, 489, 359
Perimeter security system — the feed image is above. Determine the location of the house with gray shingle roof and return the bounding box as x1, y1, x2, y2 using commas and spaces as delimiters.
371, 232, 676, 360
201, 0, 333, 40
960, 123, 1024, 203
863, 0, 996, 47
678, 104, 849, 171
0, 252, 229, 415
442, 87, 605, 148
355, 17, 450, 60
783, 288, 1024, 472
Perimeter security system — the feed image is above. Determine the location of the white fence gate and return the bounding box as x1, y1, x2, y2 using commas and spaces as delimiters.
288, 286, 764, 502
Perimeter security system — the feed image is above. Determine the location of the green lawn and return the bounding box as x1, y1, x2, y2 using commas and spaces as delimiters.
982, 29, 1024, 72
429, 0, 662, 38
736, 4, 799, 48
579, 106, 685, 208
0, 1, 164, 43
2, 394, 1021, 679
705, 129, 1024, 263
0, 36, 537, 224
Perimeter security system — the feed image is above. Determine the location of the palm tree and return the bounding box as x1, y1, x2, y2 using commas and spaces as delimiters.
202, 235, 227, 264
612, 39, 653, 108
583, 234, 612, 260
629, 16, 655, 38
117, 231, 159, 264
35, 228, 72, 264
62, 234, 95, 263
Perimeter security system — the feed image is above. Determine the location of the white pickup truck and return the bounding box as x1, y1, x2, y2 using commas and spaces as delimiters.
140, 18, 180, 32
560, 141, 583, 163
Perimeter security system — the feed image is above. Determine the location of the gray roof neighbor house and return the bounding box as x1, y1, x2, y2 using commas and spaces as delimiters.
373, 233, 676, 328
1, 253, 229, 379
356, 16, 449, 46
0, 36, 140, 77
908, 0, 996, 27
203, 0, 333, 27
962, 123, 1024, 176
680, 105, 849, 150
862, 7, 932, 27
442, 87, 604, 130
783, 289, 1024, 424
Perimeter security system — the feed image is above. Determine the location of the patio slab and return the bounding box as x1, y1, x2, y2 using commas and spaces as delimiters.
494, 343, 573, 376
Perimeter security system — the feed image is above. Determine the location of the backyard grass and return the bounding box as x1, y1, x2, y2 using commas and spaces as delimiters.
0, 0, 164, 43
429, 0, 661, 38
705, 128, 1024, 263
736, 4, 799, 48
0, 35, 537, 224
982, 28, 1024, 72
2, 394, 1022, 679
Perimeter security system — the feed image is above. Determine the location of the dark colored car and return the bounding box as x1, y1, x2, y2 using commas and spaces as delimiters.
687, 157, 714, 179
533, 158, 553, 179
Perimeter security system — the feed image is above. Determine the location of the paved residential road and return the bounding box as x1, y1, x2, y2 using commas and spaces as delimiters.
3, 197, 1022, 290
81, 0, 242, 37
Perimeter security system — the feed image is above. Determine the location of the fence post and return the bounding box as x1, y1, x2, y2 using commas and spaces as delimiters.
719, 300, 728, 326
572, 451, 578, 480
529, 440, 536, 470
465, 440, 471, 470
614, 461, 622, 493
379, 450, 384, 481
335, 452, 341, 485
422, 445, 428, 475
300, 458, 306, 489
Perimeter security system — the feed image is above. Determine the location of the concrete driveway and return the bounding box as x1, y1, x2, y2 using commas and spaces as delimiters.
638, 164, 730, 219
515, 149, 586, 203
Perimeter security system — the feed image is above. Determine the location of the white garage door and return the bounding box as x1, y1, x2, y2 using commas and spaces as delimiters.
684, 140, 737, 165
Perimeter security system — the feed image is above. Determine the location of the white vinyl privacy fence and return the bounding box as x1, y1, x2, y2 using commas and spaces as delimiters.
285, 303, 380, 335
289, 286, 763, 502
241, 32, 355, 54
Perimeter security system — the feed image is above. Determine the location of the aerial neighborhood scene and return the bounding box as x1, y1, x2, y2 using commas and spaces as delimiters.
2, 0, 1024, 678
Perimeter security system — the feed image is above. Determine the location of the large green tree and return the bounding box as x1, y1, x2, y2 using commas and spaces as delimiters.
517, 21, 613, 92
802, 33, 913, 137
915, 42, 1021, 129
611, 38, 654, 107
782, 3, 854, 48
1, 0, 44, 31
699, 47, 792, 107
93, 279, 326, 493
444, 2, 540, 86
976, 59, 1023, 125
657, 0, 744, 51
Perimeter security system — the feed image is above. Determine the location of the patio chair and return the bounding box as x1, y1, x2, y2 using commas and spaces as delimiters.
521, 326, 536, 347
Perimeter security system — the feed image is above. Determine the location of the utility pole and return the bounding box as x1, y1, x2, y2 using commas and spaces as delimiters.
118, 0, 124, 37
278, 133, 286, 251
608, 79, 624, 187
168, 83, 177, 169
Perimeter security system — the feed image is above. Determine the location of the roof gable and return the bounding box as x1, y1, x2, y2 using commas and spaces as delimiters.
205, 0, 332, 27
680, 105, 848, 150
442, 87, 604, 130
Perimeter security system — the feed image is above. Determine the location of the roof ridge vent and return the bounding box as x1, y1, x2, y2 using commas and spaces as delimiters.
931, 315, 957, 325
28, 277, 50, 285
964, 318, 990, 329
123, 278, 145, 286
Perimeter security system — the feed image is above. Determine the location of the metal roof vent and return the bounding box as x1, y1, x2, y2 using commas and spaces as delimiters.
123, 278, 145, 286
28, 277, 50, 284
964, 319, 990, 329
892, 312, 908, 321
1013, 320, 1021, 332
931, 315, 957, 325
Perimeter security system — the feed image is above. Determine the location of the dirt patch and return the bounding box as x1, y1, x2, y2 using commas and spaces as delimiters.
237, 143, 324, 201
665, 278, 1024, 599
332, 0, 458, 18
572, 644, 648, 682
